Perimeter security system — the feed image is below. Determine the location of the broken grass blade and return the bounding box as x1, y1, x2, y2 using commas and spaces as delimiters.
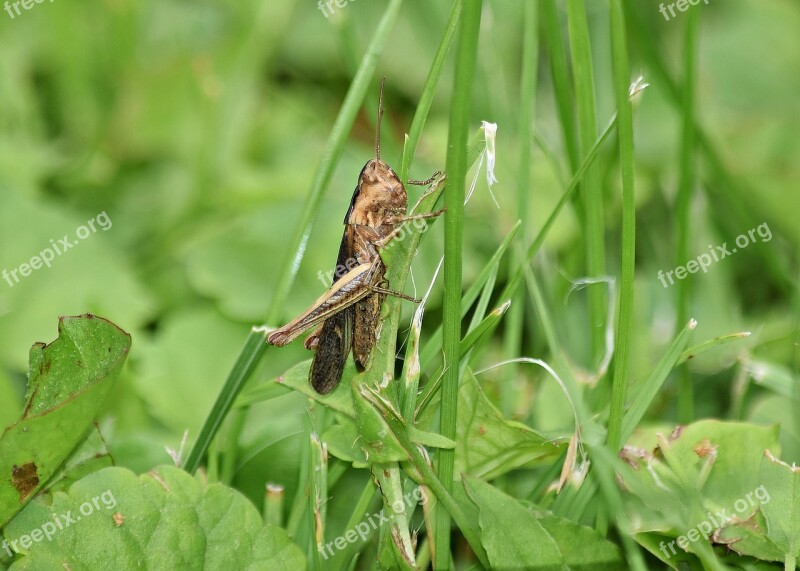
401, 258, 443, 420
677, 331, 751, 365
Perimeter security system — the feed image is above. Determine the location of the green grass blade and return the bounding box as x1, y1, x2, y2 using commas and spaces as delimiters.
415, 300, 511, 418
436, 0, 483, 564
567, 0, 607, 360
184, 330, 268, 474
400, 0, 462, 183
606, 0, 636, 451
621, 319, 698, 443
495, 113, 618, 308
502, 0, 539, 417
677, 331, 751, 365
676, 8, 700, 422
541, 0, 580, 173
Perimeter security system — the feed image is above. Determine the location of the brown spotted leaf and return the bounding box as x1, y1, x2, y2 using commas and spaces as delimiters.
0, 315, 131, 527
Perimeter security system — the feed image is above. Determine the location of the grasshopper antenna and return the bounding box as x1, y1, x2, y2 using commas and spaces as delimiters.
376, 76, 385, 161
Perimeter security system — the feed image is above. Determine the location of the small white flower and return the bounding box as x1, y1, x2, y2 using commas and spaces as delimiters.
628, 75, 650, 101
481, 121, 499, 187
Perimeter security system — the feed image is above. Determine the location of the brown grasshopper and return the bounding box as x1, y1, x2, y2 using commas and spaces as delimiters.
267, 79, 444, 394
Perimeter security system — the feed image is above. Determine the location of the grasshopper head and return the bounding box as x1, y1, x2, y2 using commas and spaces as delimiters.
348, 158, 407, 227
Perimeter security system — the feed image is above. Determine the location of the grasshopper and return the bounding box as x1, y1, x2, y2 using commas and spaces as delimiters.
268, 79, 444, 394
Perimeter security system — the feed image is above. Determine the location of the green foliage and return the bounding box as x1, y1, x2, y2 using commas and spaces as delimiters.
0, 0, 798, 569
462, 474, 624, 569
2, 466, 304, 570
0, 316, 130, 527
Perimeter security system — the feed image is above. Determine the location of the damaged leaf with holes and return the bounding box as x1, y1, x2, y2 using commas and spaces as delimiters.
0, 315, 131, 527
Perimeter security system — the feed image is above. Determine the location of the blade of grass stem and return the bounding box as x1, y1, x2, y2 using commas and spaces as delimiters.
621, 319, 697, 443
184, 330, 268, 474
331, 481, 379, 571
359, 386, 489, 567
492, 113, 617, 310
676, 8, 699, 422
415, 300, 511, 418
503, 0, 539, 417
400, 0, 462, 183
567, 0, 607, 362
309, 432, 328, 571
468, 265, 498, 333
677, 331, 751, 365
606, 0, 636, 451
416, 115, 615, 398
436, 1, 483, 564
541, 0, 580, 174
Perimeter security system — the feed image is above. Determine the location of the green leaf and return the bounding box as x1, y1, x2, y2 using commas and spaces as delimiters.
462, 474, 561, 569
0, 369, 21, 430
421, 371, 563, 480
408, 427, 455, 449
321, 416, 368, 467
759, 451, 800, 565
462, 475, 624, 570
351, 384, 408, 464
269, 359, 355, 419
1, 466, 305, 570
713, 510, 784, 564
0, 315, 131, 527
43, 426, 113, 495
536, 514, 626, 569
623, 420, 780, 558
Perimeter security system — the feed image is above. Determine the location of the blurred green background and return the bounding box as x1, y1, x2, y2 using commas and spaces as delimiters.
0, 0, 798, 509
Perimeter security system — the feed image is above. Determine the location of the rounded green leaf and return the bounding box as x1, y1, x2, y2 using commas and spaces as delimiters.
2, 466, 305, 570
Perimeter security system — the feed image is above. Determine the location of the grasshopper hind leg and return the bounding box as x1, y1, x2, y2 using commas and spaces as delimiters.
353, 293, 385, 371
